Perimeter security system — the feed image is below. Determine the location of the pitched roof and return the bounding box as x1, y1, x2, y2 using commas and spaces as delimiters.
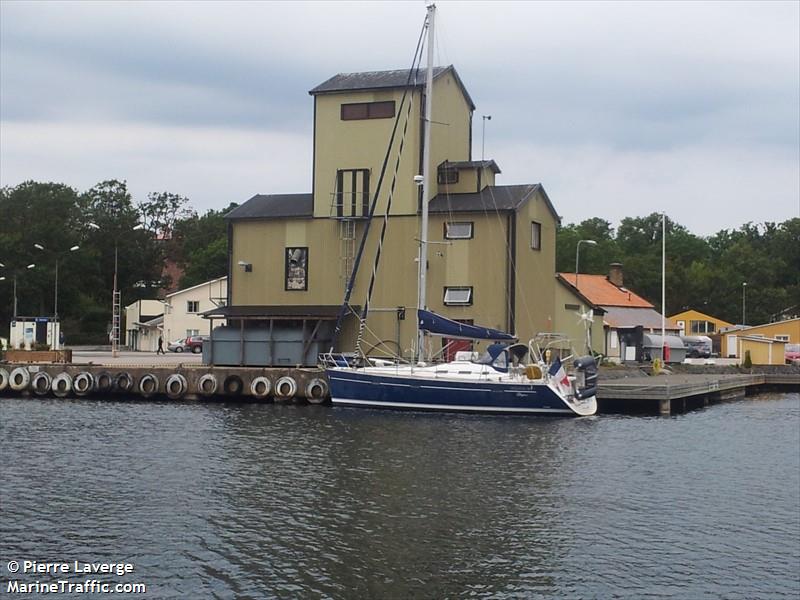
429, 184, 559, 221
557, 273, 654, 308
309, 65, 476, 110
226, 194, 313, 220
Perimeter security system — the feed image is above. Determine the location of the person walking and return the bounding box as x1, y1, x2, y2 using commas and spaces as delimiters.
157, 334, 165, 355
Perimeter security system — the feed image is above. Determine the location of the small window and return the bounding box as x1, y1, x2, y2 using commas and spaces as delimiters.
186, 301, 199, 313
445, 222, 473, 239
341, 101, 396, 121
775, 334, 790, 341
444, 286, 473, 306
186, 329, 199, 337
438, 168, 459, 185
531, 221, 542, 250
565, 303, 580, 311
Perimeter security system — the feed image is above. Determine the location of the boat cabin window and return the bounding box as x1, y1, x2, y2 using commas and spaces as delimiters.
476, 344, 508, 371
444, 222, 473, 239
444, 286, 473, 306
341, 101, 396, 121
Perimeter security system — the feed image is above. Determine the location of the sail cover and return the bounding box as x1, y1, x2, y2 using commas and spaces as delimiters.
418, 309, 516, 341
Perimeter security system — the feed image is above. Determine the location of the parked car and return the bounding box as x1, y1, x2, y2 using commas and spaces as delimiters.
785, 343, 800, 365
167, 338, 188, 353
185, 335, 209, 354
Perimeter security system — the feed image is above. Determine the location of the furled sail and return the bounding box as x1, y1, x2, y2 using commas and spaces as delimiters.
418, 309, 516, 341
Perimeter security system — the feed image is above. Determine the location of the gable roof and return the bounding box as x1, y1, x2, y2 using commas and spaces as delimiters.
309, 65, 476, 111
226, 194, 313, 220
557, 273, 654, 308
429, 184, 559, 221
603, 306, 679, 330
165, 276, 227, 300
667, 308, 733, 327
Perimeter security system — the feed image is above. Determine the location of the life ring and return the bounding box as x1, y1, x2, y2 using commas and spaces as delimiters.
9, 367, 31, 391
0, 368, 9, 392
73, 372, 94, 396
95, 371, 114, 393
165, 374, 187, 399
274, 376, 297, 400
305, 378, 328, 404
52, 372, 73, 398
32, 371, 52, 396
197, 373, 218, 396
250, 376, 272, 399
114, 372, 134, 393
138, 373, 159, 398
223, 375, 243, 396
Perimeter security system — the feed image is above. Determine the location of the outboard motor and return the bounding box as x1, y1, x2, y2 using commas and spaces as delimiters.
573, 356, 598, 400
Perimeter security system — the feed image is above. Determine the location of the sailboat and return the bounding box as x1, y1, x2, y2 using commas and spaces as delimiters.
321, 4, 598, 416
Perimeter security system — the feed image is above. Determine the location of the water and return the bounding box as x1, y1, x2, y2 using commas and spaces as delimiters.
1, 393, 798, 599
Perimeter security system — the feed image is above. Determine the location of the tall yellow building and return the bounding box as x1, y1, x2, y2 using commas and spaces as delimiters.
209, 67, 561, 365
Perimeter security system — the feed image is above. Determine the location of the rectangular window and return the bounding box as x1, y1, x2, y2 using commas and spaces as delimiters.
335, 169, 370, 218
186, 329, 199, 337
285, 247, 309, 291
775, 334, 790, 341
438, 168, 459, 185
444, 286, 473, 306
444, 222, 473, 239
531, 221, 542, 250
565, 303, 580, 311
186, 301, 199, 313
341, 101, 396, 121
707, 322, 716, 333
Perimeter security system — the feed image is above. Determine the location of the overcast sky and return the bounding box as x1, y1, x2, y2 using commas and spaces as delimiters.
2, 1, 798, 235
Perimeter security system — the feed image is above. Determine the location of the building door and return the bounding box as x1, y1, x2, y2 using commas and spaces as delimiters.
442, 319, 473, 361
35, 318, 48, 344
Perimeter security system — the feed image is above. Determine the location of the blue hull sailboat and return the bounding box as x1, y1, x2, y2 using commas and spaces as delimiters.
322, 5, 598, 416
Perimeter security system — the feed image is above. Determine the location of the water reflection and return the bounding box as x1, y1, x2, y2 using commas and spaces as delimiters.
1, 394, 798, 598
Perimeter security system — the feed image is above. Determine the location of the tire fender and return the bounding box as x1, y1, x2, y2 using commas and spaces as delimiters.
305, 378, 328, 404
52, 372, 73, 398
197, 373, 218, 396
0, 368, 9, 392
274, 376, 298, 400
32, 371, 53, 396
250, 376, 272, 399
73, 372, 94, 396
115, 372, 134, 393
165, 374, 187, 399
9, 367, 31, 392
138, 374, 159, 398
95, 371, 114, 393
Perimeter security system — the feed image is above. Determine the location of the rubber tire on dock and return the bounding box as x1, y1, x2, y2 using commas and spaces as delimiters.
223, 375, 244, 396
305, 378, 328, 404
165, 374, 188, 400
197, 373, 218, 397
138, 374, 159, 398
250, 376, 271, 400
52, 372, 73, 398
73, 372, 94, 396
95, 371, 114, 393
274, 376, 297, 401
0, 368, 9, 392
115, 372, 134, 393
9, 367, 31, 392
32, 371, 53, 396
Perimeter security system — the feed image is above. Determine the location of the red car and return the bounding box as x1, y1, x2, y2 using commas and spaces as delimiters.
785, 344, 800, 365
185, 335, 209, 354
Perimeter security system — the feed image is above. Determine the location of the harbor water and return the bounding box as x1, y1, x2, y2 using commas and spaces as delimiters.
1, 392, 798, 598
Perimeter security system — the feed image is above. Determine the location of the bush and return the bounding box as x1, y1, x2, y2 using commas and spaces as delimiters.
743, 350, 752, 368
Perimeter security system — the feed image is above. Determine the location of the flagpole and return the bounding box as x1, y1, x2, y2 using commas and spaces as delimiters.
661, 213, 666, 360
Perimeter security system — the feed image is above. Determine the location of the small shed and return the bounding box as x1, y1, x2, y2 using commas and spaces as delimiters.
738, 336, 787, 365
642, 333, 686, 364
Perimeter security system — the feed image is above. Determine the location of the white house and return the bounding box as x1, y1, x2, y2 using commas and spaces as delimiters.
125, 299, 166, 351
163, 277, 227, 343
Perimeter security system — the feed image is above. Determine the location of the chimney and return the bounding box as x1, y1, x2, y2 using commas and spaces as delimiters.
608, 263, 624, 287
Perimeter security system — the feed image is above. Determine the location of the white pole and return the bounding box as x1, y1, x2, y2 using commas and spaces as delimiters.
416, 3, 435, 363
661, 213, 666, 360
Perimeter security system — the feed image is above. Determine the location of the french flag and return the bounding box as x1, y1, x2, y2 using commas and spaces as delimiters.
548, 357, 571, 394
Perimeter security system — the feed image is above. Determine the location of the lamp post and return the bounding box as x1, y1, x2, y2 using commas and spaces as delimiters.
575, 239, 597, 290
742, 282, 747, 326
0, 262, 36, 320
33, 243, 80, 319
481, 115, 492, 161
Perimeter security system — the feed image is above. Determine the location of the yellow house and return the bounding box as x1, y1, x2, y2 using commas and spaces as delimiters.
668, 309, 733, 336
210, 67, 561, 365
738, 336, 787, 365
723, 318, 800, 358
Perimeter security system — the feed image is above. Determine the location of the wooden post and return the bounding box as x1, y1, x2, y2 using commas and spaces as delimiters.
659, 398, 671, 415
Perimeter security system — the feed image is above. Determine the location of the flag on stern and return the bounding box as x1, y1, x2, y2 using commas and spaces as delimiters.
547, 357, 571, 395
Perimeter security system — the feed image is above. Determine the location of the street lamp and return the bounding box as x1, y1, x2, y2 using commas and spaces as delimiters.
33, 243, 80, 319
481, 115, 492, 161
0, 262, 36, 319
575, 239, 597, 290
742, 282, 747, 326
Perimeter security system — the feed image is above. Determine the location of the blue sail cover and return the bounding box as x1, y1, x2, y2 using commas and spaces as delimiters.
418, 309, 516, 341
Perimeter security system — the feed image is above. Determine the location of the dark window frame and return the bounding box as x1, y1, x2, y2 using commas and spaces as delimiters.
341, 101, 396, 121
444, 221, 474, 240
437, 167, 459, 185
443, 286, 474, 306
335, 168, 370, 217
531, 221, 542, 251
285, 247, 309, 291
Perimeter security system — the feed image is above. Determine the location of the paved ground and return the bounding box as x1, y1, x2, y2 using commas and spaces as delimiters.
70, 350, 204, 366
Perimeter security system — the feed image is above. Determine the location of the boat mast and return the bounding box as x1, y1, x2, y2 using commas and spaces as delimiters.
416, 3, 435, 362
